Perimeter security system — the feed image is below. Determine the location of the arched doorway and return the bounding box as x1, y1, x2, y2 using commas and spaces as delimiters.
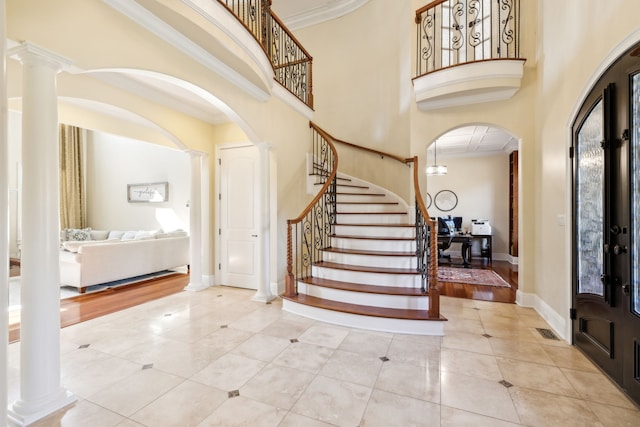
571, 41, 640, 404
426, 124, 520, 302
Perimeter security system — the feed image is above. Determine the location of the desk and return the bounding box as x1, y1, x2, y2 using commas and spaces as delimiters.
437, 234, 471, 267
470, 234, 492, 264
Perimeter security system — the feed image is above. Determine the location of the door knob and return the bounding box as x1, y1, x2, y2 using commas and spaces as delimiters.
622, 283, 630, 296
613, 244, 627, 255
610, 225, 622, 235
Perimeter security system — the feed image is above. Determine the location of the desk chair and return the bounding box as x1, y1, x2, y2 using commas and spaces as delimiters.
438, 235, 453, 261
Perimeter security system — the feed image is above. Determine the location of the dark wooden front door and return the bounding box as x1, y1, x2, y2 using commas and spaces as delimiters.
572, 44, 640, 405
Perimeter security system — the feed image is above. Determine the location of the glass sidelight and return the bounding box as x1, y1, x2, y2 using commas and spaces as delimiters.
576, 100, 604, 296
632, 74, 640, 316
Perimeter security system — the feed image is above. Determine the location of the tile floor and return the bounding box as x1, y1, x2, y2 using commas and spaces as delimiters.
7, 286, 640, 426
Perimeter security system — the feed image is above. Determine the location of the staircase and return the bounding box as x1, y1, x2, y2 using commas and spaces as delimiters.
282, 173, 446, 335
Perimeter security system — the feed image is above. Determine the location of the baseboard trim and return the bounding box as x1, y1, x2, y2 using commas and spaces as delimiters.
516, 290, 567, 341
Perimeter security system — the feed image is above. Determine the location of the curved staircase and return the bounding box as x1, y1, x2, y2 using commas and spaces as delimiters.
282, 173, 446, 335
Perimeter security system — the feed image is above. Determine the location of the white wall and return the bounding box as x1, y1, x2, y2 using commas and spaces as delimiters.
85, 130, 190, 233
426, 153, 511, 260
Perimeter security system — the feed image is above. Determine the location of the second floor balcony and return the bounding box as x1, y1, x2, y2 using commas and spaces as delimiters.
413, 0, 525, 111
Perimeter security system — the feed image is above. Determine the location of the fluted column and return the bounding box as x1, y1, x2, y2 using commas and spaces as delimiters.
184, 150, 208, 291
7, 42, 76, 425
1, 1, 9, 425
252, 142, 274, 302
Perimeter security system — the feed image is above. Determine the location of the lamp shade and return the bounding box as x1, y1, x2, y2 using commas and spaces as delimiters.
426, 164, 448, 175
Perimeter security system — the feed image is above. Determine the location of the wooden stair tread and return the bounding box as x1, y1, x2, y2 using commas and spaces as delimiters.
337, 192, 385, 196
335, 223, 414, 228
316, 182, 369, 189
336, 201, 399, 205
314, 261, 419, 275
302, 277, 426, 296
337, 211, 407, 215
322, 247, 416, 257
282, 294, 444, 321
331, 234, 415, 241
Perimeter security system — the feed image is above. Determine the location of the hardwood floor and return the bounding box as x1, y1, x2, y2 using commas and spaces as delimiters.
436, 259, 518, 303
8, 273, 189, 343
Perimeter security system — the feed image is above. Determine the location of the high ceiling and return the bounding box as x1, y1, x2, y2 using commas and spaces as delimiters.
430, 125, 518, 159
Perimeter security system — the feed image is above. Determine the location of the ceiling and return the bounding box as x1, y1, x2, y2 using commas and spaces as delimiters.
430, 125, 519, 159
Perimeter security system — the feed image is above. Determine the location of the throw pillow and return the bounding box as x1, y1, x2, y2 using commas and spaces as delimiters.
107, 230, 125, 240
65, 228, 92, 241
91, 230, 109, 241
121, 231, 137, 241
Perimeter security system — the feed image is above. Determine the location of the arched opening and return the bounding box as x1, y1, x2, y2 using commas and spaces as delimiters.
426, 124, 521, 302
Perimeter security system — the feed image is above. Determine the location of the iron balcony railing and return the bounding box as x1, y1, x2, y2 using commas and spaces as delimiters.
415, 0, 521, 76
216, 0, 314, 108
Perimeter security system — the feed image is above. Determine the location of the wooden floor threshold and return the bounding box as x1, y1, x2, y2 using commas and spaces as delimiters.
322, 247, 416, 257
302, 276, 426, 296
314, 261, 419, 275
283, 293, 444, 321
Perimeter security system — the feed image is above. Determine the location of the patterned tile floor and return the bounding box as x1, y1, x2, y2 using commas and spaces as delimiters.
7, 287, 640, 426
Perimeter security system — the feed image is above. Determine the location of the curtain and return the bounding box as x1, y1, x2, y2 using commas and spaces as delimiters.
59, 124, 86, 230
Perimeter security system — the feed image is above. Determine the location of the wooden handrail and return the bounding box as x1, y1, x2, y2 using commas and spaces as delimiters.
408, 156, 440, 318
332, 137, 411, 165
415, 0, 448, 21
288, 123, 338, 224
269, 12, 314, 60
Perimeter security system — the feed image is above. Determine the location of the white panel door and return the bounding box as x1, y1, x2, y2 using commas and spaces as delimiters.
219, 145, 260, 289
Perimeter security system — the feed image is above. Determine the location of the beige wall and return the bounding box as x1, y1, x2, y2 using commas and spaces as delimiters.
296, 0, 413, 200
427, 154, 511, 259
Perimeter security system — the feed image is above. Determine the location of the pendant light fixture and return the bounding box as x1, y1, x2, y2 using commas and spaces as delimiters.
426, 139, 447, 175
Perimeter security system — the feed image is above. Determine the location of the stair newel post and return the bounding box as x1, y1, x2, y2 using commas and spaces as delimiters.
427, 218, 440, 318
285, 220, 296, 297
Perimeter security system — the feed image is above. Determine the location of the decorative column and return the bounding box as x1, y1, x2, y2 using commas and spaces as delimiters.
1, 1, 9, 425
252, 142, 274, 302
184, 150, 208, 291
200, 154, 212, 286
7, 42, 76, 425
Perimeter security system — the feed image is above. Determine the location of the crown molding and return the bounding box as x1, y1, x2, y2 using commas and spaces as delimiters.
281, 0, 369, 30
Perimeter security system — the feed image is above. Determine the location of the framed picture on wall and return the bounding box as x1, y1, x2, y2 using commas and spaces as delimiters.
127, 182, 168, 203
434, 189, 458, 212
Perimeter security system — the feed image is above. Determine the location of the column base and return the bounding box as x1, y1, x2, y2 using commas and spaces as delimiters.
183, 282, 210, 292
251, 291, 276, 303
8, 389, 76, 426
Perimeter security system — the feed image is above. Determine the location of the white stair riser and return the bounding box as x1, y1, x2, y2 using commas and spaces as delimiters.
334, 225, 415, 238
282, 300, 444, 336
336, 213, 408, 225
323, 252, 417, 269
331, 237, 416, 252
336, 194, 389, 203
335, 185, 372, 194
298, 282, 428, 310
336, 203, 404, 214
312, 266, 422, 288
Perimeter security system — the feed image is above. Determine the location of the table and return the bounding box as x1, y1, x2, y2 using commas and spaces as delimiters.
470, 234, 493, 264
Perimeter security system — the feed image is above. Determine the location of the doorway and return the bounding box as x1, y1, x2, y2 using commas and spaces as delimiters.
572, 43, 640, 404
218, 143, 260, 290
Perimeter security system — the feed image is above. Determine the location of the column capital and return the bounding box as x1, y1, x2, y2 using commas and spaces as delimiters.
255, 141, 273, 152
8, 41, 73, 72
185, 149, 207, 158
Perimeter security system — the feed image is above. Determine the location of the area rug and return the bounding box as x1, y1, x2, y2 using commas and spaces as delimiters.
438, 266, 511, 287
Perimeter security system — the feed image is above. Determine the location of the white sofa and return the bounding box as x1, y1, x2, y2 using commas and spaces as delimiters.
59, 231, 189, 293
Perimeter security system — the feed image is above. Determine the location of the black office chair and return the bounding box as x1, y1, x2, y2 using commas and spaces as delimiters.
437, 217, 456, 262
